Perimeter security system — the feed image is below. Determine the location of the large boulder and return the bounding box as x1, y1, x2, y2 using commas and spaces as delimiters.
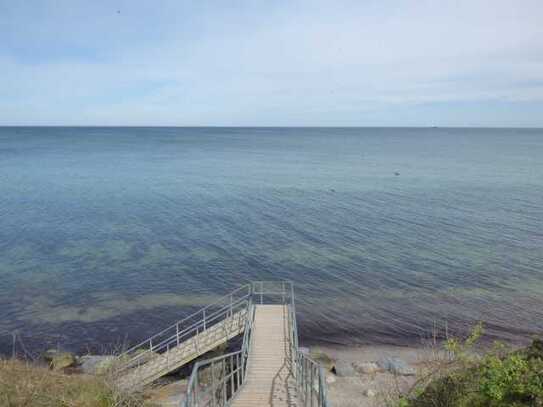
377, 357, 415, 376
51, 352, 77, 370
353, 361, 382, 374
42, 349, 59, 362
42, 349, 77, 370
79, 355, 116, 375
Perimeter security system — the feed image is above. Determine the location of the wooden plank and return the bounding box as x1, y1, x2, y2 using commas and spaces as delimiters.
231, 305, 298, 407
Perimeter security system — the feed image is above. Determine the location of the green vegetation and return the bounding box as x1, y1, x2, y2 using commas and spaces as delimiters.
399, 325, 543, 407
0, 359, 151, 407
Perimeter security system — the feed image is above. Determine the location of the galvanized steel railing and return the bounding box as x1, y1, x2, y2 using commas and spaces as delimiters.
113, 284, 252, 379
182, 281, 330, 407
295, 352, 329, 407
183, 303, 255, 407
285, 282, 329, 407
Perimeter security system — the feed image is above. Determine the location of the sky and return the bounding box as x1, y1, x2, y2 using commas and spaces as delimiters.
1, 0, 542, 127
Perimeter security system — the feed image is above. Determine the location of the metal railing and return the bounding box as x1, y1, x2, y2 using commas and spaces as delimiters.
114, 284, 252, 380
295, 352, 329, 407
284, 282, 329, 407
182, 281, 329, 407
183, 304, 255, 407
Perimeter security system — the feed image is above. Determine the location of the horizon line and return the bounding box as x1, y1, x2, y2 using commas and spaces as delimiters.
2, 125, 543, 129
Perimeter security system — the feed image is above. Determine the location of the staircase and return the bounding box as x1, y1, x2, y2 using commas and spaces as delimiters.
231, 304, 298, 407
114, 281, 330, 407
113, 285, 252, 390
183, 281, 330, 407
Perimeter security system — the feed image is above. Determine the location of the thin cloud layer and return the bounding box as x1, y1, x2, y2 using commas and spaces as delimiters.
1, 0, 542, 126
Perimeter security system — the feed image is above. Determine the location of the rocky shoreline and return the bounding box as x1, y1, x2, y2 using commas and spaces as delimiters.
311, 344, 439, 407
8, 342, 455, 407
144, 343, 439, 407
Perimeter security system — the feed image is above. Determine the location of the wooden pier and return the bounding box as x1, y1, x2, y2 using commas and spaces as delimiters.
114, 282, 328, 407
231, 304, 297, 407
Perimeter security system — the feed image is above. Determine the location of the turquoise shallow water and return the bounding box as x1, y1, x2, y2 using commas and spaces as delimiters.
1, 127, 543, 354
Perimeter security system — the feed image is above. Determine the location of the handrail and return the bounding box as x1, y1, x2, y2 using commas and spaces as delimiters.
130, 281, 330, 406
296, 352, 329, 407
284, 281, 329, 407
184, 350, 244, 407
113, 284, 251, 380
122, 284, 251, 356
183, 299, 255, 407
183, 281, 329, 407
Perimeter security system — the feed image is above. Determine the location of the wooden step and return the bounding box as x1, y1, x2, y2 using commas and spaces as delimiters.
231, 305, 298, 407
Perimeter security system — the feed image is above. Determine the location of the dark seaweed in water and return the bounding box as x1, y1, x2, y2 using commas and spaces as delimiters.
1, 127, 543, 354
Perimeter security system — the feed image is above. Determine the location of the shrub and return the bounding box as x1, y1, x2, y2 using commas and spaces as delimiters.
399, 326, 543, 407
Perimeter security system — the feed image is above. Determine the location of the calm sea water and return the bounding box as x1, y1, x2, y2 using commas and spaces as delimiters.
1, 127, 543, 355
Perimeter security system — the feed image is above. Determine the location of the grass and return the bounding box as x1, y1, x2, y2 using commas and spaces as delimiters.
0, 358, 152, 407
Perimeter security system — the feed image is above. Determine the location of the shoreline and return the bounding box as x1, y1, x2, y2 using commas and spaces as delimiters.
2, 334, 535, 407
145, 341, 453, 407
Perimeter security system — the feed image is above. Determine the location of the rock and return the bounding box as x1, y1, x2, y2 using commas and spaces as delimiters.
333, 360, 356, 377
42, 349, 59, 362
325, 374, 336, 384
309, 351, 335, 372
353, 361, 381, 374
377, 357, 415, 376
51, 352, 76, 370
364, 389, 377, 397
79, 355, 116, 375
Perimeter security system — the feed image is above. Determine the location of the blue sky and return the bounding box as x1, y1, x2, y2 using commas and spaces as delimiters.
1, 0, 542, 126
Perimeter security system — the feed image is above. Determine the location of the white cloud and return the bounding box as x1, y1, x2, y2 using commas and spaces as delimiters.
1, 0, 542, 125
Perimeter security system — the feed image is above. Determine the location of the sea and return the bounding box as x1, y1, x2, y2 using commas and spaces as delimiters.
1, 127, 542, 355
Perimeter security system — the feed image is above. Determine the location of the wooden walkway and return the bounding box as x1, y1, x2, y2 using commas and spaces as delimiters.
116, 310, 246, 390
231, 305, 298, 407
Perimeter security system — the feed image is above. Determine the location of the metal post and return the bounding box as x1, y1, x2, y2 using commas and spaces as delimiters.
236, 353, 240, 390
176, 323, 180, 346
230, 355, 234, 397
222, 359, 227, 404
203, 309, 207, 330
310, 364, 314, 407
320, 367, 325, 406
304, 358, 308, 406
211, 362, 217, 407
195, 372, 199, 407
241, 354, 245, 384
